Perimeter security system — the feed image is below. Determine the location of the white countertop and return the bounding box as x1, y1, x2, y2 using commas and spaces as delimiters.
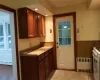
22, 46, 53, 56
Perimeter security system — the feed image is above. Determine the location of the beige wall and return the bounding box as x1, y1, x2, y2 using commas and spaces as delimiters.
43, 16, 54, 42
18, 38, 40, 51
76, 9, 100, 41
40, 16, 54, 42
51, 4, 100, 41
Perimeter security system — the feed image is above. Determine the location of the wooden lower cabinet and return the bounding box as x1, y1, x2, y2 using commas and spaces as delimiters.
45, 55, 50, 77
39, 60, 46, 80
49, 52, 53, 72
20, 48, 54, 80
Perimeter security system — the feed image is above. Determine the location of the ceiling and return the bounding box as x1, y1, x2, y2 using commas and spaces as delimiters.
25, 0, 100, 16
27, 4, 53, 16
89, 0, 100, 9
47, 0, 88, 8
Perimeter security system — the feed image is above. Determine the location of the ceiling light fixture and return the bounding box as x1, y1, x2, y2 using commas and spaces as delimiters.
34, 8, 38, 11
45, 14, 48, 16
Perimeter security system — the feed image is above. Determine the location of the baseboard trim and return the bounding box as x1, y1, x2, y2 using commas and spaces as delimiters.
57, 68, 75, 71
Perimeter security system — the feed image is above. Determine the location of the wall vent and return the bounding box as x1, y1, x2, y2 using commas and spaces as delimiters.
76, 57, 92, 72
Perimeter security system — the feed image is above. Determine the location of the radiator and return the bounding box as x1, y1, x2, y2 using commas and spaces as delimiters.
76, 57, 92, 72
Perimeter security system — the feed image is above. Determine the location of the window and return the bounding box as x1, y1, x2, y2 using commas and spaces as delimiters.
58, 21, 71, 45
6, 23, 11, 48
0, 24, 4, 48
0, 22, 11, 50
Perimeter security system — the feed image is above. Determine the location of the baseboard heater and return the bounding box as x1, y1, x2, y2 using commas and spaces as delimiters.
76, 57, 92, 72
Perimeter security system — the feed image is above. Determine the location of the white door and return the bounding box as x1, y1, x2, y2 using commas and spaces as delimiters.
56, 16, 75, 70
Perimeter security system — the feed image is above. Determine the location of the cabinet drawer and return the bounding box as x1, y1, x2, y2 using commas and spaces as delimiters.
38, 54, 45, 61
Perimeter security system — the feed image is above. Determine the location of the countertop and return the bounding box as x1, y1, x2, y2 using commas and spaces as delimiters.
21, 46, 53, 56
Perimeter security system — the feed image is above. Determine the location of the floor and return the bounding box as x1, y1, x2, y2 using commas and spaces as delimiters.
47, 70, 93, 80
0, 65, 93, 80
0, 65, 14, 80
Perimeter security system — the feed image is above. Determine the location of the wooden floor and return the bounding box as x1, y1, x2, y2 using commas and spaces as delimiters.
0, 65, 14, 80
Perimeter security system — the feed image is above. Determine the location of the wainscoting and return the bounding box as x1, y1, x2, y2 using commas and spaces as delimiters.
0, 50, 12, 65
77, 40, 100, 58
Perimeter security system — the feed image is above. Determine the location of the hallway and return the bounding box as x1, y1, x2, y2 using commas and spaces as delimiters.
47, 70, 92, 80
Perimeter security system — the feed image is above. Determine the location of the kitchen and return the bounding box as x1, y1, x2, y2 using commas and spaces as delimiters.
0, 0, 100, 80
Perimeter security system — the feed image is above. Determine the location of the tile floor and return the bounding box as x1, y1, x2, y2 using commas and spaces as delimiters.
47, 70, 93, 80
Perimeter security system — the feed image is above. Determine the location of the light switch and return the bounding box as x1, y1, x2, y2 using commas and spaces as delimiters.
77, 28, 79, 33
50, 29, 52, 33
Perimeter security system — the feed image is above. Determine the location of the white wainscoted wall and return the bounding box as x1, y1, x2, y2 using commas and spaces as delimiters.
0, 13, 12, 65
0, 50, 12, 65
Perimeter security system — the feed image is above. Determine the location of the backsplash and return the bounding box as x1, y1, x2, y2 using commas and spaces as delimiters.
18, 37, 40, 51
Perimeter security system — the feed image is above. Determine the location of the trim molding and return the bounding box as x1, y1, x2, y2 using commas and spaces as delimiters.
0, 4, 20, 80
57, 68, 75, 71
53, 12, 77, 71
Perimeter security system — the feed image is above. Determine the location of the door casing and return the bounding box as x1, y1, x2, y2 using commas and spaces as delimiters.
0, 4, 20, 80
53, 12, 77, 71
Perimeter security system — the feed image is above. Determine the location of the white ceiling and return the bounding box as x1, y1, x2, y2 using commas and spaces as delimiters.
27, 4, 53, 16
89, 0, 100, 9
47, 0, 88, 8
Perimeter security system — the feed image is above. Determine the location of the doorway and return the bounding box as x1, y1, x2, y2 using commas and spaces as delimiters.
0, 5, 20, 80
53, 12, 77, 70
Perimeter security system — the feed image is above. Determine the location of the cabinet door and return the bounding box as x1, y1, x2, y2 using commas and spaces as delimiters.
27, 10, 35, 38
49, 49, 54, 72
38, 14, 45, 37
39, 60, 46, 80
18, 8, 28, 38
49, 53, 53, 72
34, 12, 38, 37
41, 16, 46, 36
45, 56, 50, 77
37, 14, 42, 36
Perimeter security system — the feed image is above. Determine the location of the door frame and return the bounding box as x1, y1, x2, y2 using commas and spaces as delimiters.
53, 12, 77, 71
0, 4, 20, 80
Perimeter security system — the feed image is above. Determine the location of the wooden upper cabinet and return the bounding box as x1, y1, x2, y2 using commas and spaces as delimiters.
27, 9, 35, 38
18, 7, 45, 38
37, 14, 42, 37
34, 12, 38, 37
41, 16, 46, 36
18, 8, 37, 38
38, 14, 46, 37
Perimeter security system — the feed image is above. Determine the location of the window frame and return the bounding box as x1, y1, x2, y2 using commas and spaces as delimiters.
0, 21, 11, 50
58, 21, 71, 46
